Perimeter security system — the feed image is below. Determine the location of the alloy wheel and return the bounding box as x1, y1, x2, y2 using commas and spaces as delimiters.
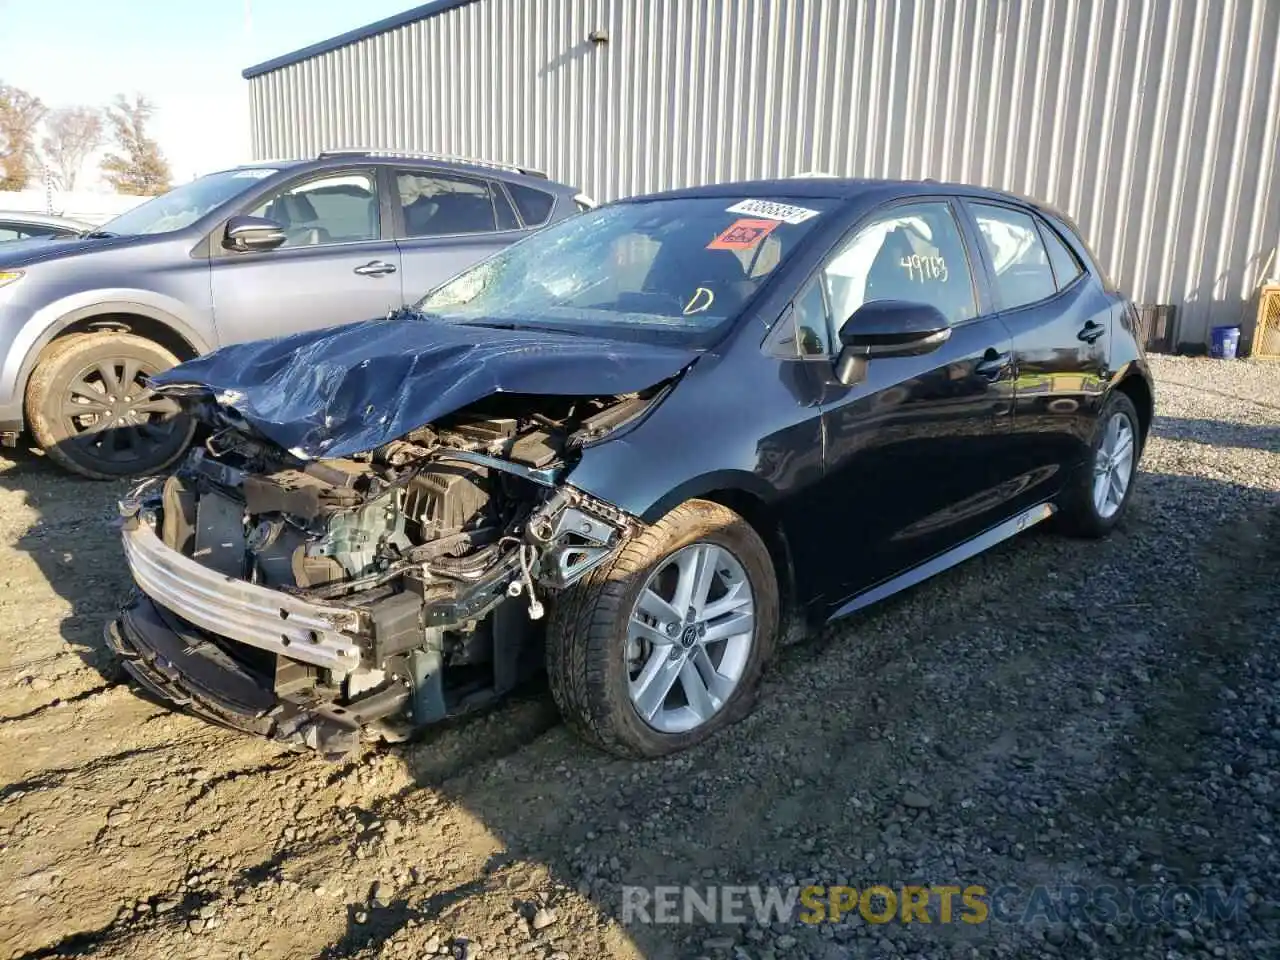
625, 541, 756, 734
60, 357, 184, 466
1093, 411, 1136, 519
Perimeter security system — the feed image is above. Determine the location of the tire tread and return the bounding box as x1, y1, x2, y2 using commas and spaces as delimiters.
546, 499, 776, 758
24, 331, 193, 480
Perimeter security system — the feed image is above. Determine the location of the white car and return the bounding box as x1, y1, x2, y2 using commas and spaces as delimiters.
0, 211, 94, 243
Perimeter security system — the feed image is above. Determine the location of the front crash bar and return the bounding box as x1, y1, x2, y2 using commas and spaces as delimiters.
121, 511, 364, 678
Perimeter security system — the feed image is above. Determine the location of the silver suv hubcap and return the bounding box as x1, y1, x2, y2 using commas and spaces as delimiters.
626, 542, 755, 734
1093, 411, 1135, 519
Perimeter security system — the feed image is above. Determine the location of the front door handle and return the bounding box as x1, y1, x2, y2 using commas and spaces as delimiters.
354, 260, 397, 277
1077, 319, 1106, 344
974, 348, 1012, 380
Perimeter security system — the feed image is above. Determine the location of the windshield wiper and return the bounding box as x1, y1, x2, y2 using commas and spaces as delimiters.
456, 319, 598, 338
80, 230, 118, 239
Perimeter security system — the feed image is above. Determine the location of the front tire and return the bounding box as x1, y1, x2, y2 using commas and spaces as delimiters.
1056, 390, 1141, 538
547, 499, 778, 758
25, 332, 196, 480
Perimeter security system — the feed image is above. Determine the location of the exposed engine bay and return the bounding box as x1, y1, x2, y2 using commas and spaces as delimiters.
109, 389, 660, 756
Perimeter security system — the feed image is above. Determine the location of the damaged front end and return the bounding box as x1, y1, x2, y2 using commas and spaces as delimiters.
107, 390, 653, 756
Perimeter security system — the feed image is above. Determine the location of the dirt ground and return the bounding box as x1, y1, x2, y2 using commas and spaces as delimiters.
1, 356, 1278, 960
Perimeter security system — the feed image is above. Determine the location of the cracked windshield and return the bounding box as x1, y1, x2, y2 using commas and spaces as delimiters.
416, 197, 834, 334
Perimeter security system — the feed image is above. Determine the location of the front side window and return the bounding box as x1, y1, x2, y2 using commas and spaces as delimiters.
251, 171, 379, 248
792, 280, 832, 355
970, 203, 1056, 309
824, 201, 977, 340
397, 171, 500, 236
416, 195, 835, 342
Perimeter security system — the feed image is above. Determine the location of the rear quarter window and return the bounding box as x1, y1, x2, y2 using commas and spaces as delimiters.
1039, 220, 1084, 289
508, 183, 556, 227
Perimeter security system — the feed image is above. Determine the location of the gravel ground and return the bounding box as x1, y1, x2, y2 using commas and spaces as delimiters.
0, 355, 1277, 960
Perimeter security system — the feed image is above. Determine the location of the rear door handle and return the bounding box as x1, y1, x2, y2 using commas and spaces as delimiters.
1078, 319, 1106, 344
354, 260, 397, 277
974, 348, 1012, 380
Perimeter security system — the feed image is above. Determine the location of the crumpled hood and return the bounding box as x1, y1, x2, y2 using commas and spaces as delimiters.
150, 313, 699, 458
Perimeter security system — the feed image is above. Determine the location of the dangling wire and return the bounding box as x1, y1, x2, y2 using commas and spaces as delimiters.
518, 543, 544, 620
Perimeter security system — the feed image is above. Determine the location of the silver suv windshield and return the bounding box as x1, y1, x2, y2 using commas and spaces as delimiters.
415, 196, 834, 337
97, 167, 279, 236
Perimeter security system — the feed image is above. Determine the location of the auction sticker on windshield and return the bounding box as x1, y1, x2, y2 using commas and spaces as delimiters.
707, 218, 780, 250
725, 199, 820, 224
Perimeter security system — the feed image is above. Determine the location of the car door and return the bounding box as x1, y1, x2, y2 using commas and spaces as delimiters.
961, 200, 1110, 510
802, 198, 1022, 607
389, 167, 529, 301
208, 167, 403, 345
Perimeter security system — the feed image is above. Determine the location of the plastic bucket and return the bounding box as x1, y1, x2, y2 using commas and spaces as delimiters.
1210, 325, 1241, 359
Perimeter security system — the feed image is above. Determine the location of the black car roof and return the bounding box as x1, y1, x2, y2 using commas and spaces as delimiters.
628, 177, 1055, 210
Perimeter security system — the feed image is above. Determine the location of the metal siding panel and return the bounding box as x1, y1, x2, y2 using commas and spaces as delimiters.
246, 0, 1279, 343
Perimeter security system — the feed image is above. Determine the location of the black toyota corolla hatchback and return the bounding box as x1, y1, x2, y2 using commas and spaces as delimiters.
108, 178, 1153, 759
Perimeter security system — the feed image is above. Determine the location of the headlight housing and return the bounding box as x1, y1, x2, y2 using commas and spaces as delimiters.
0, 270, 24, 290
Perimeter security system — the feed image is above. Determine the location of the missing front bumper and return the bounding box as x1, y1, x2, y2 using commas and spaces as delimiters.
106, 595, 364, 756
122, 511, 364, 677
109, 479, 637, 754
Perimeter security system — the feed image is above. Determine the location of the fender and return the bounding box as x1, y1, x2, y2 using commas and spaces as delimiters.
638, 470, 779, 524
571, 459, 777, 526
3, 292, 213, 410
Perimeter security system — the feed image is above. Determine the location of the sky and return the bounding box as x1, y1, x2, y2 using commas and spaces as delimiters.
0, 0, 415, 187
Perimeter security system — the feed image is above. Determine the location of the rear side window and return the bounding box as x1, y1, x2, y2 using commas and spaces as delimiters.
397, 171, 498, 236
507, 182, 556, 226
1040, 222, 1084, 289
970, 204, 1056, 309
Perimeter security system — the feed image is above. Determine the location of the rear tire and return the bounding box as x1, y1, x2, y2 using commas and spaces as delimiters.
546, 499, 778, 758
1056, 390, 1141, 538
25, 332, 195, 480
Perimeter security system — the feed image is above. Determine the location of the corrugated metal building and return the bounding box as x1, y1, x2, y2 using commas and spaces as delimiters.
243, 0, 1280, 348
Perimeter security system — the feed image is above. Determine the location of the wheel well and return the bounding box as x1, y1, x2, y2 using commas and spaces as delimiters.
1115, 373, 1153, 444
700, 488, 797, 629
46, 313, 199, 364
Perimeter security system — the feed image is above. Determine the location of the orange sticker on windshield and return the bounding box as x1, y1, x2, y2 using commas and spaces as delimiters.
707, 218, 780, 250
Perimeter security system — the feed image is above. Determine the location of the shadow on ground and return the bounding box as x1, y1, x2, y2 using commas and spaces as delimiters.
312, 471, 1279, 958
6, 421, 1279, 958
3, 444, 134, 691
1151, 416, 1280, 453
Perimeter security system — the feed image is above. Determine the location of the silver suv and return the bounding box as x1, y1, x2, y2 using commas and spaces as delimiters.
0, 151, 587, 478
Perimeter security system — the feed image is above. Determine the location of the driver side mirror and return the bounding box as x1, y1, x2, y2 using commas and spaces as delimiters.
834, 300, 951, 385
222, 215, 286, 253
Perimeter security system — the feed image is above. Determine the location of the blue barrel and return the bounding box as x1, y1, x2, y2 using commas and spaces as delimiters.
1210, 325, 1241, 359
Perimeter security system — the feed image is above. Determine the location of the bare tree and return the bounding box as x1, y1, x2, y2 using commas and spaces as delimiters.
100, 93, 171, 196
40, 106, 103, 191
0, 82, 46, 190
